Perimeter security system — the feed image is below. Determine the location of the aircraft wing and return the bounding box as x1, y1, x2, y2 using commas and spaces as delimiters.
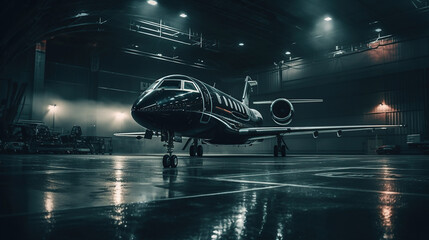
114, 132, 149, 139
239, 124, 404, 138
114, 131, 187, 143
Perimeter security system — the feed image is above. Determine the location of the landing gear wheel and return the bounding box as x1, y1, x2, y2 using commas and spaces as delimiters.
162, 154, 170, 168
274, 145, 279, 157
281, 145, 286, 157
197, 145, 203, 157
170, 155, 178, 168
189, 145, 196, 157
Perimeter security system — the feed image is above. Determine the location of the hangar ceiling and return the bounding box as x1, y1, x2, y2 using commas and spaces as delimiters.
2, 0, 429, 71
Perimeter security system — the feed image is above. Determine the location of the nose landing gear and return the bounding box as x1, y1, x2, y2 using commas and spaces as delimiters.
162, 130, 178, 168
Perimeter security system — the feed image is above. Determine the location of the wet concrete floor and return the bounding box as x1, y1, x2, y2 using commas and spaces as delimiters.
0, 154, 428, 239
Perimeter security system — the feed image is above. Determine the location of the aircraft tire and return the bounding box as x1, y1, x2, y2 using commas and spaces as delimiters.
162, 154, 170, 168
189, 145, 196, 156
281, 145, 286, 157
274, 145, 279, 157
170, 155, 178, 168
197, 145, 203, 157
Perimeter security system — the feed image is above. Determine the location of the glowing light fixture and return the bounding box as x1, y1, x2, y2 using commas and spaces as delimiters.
180, 13, 187, 18
377, 102, 391, 112
285, 51, 291, 55
238, 42, 244, 46
48, 104, 57, 111
324, 16, 332, 21
147, 0, 158, 6
375, 28, 382, 33
156, 53, 163, 56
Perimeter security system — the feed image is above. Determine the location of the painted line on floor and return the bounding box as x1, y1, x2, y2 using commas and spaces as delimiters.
0, 185, 284, 218
315, 172, 429, 181
152, 185, 284, 202
218, 167, 367, 179
205, 177, 429, 198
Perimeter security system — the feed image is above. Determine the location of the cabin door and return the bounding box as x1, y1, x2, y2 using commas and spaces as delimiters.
199, 84, 212, 123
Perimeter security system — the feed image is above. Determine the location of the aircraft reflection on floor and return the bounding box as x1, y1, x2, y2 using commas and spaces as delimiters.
378, 164, 397, 240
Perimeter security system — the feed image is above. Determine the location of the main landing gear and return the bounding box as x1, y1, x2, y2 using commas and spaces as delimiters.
162, 130, 178, 168
189, 138, 203, 157
274, 134, 288, 157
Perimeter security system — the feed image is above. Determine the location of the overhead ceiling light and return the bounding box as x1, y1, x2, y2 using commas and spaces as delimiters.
180, 13, 187, 18
285, 51, 291, 55
156, 53, 163, 56
324, 16, 332, 21
238, 42, 244, 46
147, 0, 158, 6
375, 28, 382, 32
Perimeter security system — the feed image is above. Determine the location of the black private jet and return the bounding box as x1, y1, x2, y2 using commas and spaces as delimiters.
115, 74, 402, 168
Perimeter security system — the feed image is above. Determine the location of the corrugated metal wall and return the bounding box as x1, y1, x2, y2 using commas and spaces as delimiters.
222, 37, 429, 154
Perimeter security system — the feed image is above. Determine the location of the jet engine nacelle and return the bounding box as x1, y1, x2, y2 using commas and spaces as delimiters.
270, 98, 294, 125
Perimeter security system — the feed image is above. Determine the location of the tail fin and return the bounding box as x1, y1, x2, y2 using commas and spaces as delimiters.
242, 76, 258, 106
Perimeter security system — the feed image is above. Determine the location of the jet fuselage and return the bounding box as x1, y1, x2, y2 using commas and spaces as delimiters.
131, 75, 262, 144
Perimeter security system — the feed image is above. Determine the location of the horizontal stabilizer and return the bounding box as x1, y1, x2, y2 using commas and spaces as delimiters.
253, 99, 323, 105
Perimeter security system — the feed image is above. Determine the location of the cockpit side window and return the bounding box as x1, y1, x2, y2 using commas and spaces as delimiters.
183, 81, 197, 91
158, 80, 181, 90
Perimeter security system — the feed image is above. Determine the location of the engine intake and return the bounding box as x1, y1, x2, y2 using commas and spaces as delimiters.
270, 98, 294, 125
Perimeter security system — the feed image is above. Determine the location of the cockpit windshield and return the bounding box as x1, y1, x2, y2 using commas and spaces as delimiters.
150, 79, 199, 92
158, 80, 182, 90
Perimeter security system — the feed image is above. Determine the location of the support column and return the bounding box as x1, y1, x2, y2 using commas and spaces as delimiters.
87, 50, 99, 136
31, 40, 46, 120
424, 68, 429, 139
278, 63, 283, 89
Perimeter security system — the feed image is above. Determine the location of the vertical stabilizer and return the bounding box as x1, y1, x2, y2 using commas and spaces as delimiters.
242, 76, 257, 106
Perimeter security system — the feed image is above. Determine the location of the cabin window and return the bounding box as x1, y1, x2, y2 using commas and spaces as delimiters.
158, 80, 181, 90
215, 92, 222, 104
233, 101, 238, 111
238, 103, 243, 113
223, 96, 228, 107
183, 81, 197, 91
228, 99, 233, 109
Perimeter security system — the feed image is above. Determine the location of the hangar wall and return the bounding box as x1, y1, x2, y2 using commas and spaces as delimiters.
40, 44, 223, 138
1, 41, 233, 154
222, 36, 429, 154
2, 36, 428, 155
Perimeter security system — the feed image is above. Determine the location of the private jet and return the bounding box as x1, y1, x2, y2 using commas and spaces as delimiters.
115, 74, 402, 168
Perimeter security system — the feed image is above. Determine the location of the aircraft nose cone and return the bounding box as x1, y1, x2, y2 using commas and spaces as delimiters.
131, 91, 160, 129
132, 91, 159, 111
